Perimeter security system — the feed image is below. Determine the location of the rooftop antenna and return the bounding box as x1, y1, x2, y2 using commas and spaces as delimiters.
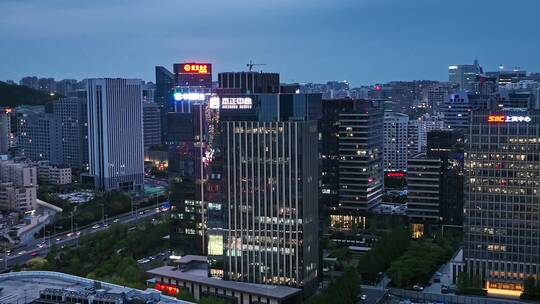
246, 60, 266, 72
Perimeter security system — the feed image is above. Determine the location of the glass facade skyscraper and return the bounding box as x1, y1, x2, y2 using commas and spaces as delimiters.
464, 109, 540, 295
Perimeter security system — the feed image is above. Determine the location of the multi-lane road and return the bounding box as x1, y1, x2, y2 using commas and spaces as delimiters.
1, 205, 166, 269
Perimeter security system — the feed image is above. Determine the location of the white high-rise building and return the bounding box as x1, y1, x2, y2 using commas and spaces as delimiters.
408, 114, 446, 155
0, 160, 37, 212
86, 78, 144, 192
384, 112, 409, 171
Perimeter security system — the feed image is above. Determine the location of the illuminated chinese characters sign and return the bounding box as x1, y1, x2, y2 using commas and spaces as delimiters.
386, 172, 405, 177
155, 282, 179, 295
180, 63, 211, 74
221, 97, 252, 110
173, 92, 206, 101
209, 96, 220, 109
487, 115, 532, 123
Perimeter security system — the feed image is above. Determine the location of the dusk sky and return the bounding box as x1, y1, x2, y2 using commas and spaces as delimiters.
2, 0, 540, 86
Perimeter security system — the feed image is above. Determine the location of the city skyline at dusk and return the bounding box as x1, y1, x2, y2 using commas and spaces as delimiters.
2, 0, 540, 85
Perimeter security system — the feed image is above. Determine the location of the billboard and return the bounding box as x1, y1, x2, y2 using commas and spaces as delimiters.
174, 62, 212, 74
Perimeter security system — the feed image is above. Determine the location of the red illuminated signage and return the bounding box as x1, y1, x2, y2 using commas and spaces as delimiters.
386, 172, 405, 177
180, 63, 211, 74
487, 115, 531, 123
155, 282, 179, 295
487, 115, 505, 123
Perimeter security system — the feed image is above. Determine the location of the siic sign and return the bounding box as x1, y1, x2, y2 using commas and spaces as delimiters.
221, 97, 253, 110
180, 63, 211, 74
487, 115, 532, 123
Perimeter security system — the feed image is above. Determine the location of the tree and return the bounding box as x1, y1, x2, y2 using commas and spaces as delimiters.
357, 226, 410, 283
177, 291, 195, 302
521, 276, 540, 300
199, 296, 226, 304
309, 269, 360, 304
27, 257, 51, 270
456, 272, 486, 296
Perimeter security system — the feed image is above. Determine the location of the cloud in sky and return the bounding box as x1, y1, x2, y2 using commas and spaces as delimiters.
1, 0, 540, 86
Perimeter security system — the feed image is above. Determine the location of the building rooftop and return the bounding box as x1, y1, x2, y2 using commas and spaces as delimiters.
0, 271, 190, 304
148, 266, 301, 300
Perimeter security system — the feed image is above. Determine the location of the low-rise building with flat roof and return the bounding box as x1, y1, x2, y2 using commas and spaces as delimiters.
0, 270, 189, 304
147, 255, 302, 304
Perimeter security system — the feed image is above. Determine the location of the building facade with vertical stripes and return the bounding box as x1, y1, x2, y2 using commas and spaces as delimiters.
86, 78, 144, 192
464, 109, 540, 295
222, 119, 319, 297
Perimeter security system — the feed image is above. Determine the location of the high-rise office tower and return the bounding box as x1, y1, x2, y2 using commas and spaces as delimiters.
407, 120, 424, 155
383, 112, 409, 171
52, 97, 88, 168
143, 101, 162, 148
407, 129, 464, 236
448, 60, 483, 92
18, 110, 61, 163
155, 66, 175, 105
17, 98, 87, 168
218, 71, 280, 94
425, 84, 451, 111
486, 69, 527, 86
212, 93, 320, 296
168, 108, 204, 256
222, 119, 319, 294
427, 130, 464, 225
167, 63, 213, 257
86, 78, 144, 192
0, 109, 11, 154
443, 92, 472, 129
155, 66, 175, 141
320, 99, 384, 226
174, 63, 213, 89
142, 82, 156, 102
464, 109, 540, 295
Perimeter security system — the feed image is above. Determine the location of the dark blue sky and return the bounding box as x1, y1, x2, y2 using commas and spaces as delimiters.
2, 0, 540, 86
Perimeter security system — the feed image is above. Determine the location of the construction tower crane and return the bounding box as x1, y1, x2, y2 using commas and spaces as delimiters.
246, 60, 266, 72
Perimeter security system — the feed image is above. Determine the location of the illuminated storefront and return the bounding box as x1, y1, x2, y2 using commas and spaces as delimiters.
330, 214, 367, 230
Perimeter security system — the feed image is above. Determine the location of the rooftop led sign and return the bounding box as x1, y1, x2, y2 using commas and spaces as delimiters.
487, 115, 531, 123
173, 92, 206, 101
221, 97, 253, 110
180, 63, 211, 74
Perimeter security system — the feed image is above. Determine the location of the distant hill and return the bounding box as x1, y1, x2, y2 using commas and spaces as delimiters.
0, 81, 61, 107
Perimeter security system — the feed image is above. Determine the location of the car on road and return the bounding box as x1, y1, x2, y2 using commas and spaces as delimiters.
56, 237, 62, 242
413, 284, 424, 291
92, 224, 101, 229
137, 258, 151, 264
113, 219, 120, 223
359, 294, 367, 301
138, 210, 146, 215
18, 251, 26, 255
31, 252, 38, 257
441, 285, 450, 294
